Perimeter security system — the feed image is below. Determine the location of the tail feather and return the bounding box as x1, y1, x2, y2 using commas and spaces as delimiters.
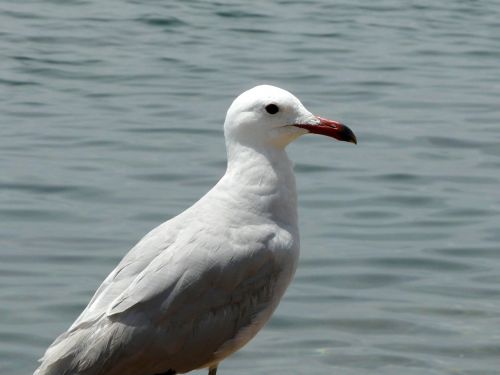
35, 329, 86, 375
34, 319, 118, 375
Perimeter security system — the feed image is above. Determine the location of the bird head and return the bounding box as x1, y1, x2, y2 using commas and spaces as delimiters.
224, 85, 357, 149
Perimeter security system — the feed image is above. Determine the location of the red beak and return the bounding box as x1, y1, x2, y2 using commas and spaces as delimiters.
294, 116, 357, 144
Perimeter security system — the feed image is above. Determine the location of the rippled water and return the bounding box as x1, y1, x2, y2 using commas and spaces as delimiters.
1, 1, 500, 374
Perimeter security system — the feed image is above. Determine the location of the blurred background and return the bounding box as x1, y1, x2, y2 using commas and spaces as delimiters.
1, 0, 500, 374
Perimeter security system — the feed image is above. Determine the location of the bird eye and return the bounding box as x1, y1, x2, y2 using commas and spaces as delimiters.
265, 104, 279, 114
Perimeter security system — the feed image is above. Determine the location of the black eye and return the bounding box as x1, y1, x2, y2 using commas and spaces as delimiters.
265, 104, 279, 114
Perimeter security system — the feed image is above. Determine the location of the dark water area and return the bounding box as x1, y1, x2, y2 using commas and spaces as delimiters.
1, 1, 500, 374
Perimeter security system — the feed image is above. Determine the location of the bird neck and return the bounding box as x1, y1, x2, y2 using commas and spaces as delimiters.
222, 141, 298, 226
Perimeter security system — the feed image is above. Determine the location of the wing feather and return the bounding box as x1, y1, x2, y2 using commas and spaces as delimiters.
69, 219, 180, 330
106, 227, 277, 321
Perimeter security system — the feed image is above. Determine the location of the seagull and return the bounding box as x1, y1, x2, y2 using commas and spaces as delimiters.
34, 85, 356, 375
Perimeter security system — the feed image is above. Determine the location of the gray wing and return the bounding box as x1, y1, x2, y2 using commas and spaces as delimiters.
36, 221, 283, 375
102, 227, 281, 372
108, 229, 276, 318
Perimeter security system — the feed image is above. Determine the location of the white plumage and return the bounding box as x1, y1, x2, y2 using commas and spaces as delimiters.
34, 85, 356, 375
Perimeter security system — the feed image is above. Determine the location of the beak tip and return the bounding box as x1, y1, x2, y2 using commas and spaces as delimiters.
340, 125, 357, 145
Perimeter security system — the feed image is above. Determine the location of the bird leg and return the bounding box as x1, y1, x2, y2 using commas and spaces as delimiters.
208, 366, 218, 375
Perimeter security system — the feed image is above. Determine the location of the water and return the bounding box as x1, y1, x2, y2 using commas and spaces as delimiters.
1, 0, 500, 374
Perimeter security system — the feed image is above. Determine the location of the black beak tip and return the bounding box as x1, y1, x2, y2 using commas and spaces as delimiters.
341, 125, 357, 145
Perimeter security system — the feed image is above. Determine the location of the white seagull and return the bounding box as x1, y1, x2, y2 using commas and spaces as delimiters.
34, 85, 356, 375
